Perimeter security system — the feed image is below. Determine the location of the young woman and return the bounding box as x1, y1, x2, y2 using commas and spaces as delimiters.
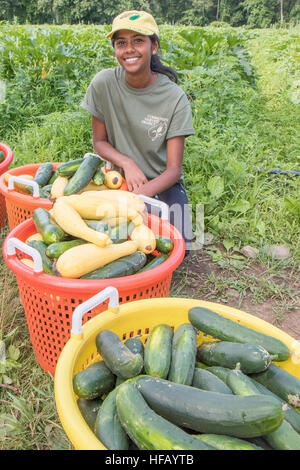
81, 10, 195, 255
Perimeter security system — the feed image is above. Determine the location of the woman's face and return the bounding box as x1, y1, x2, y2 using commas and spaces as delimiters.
113, 29, 158, 76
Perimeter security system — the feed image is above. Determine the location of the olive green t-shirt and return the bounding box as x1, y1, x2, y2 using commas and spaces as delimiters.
81, 66, 195, 180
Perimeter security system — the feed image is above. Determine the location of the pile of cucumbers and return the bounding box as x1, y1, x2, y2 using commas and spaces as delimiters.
24, 206, 174, 278
72, 306, 300, 450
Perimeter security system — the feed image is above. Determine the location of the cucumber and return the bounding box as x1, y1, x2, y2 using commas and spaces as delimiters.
226, 367, 300, 450
32, 207, 65, 244
80, 251, 147, 279
192, 367, 233, 394
84, 220, 110, 236
93, 165, 105, 185
56, 158, 84, 176
124, 336, 144, 358
155, 236, 174, 254
77, 397, 103, 431
195, 361, 209, 369
167, 323, 197, 385
63, 155, 101, 195
136, 376, 284, 438
38, 187, 51, 199
194, 434, 262, 450
27, 240, 57, 275
253, 381, 300, 434
137, 253, 169, 273
188, 306, 290, 362
116, 382, 215, 450
33, 162, 53, 186
206, 366, 232, 383
144, 324, 173, 379
96, 330, 143, 379
48, 169, 60, 184
72, 360, 115, 400
94, 386, 129, 450
110, 221, 135, 244
197, 341, 272, 374
45, 239, 85, 259
251, 363, 300, 407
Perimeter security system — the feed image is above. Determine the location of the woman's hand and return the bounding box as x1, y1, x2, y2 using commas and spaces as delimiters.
122, 159, 148, 193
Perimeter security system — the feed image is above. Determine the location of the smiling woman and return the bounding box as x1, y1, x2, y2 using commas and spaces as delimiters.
81, 10, 195, 256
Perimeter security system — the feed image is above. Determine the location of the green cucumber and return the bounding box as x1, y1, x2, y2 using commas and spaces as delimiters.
144, 324, 173, 379
0, 151, 5, 163
197, 341, 272, 374
38, 187, 51, 199
72, 360, 115, 400
110, 221, 135, 244
33, 162, 53, 186
56, 158, 84, 176
125, 336, 144, 358
136, 376, 284, 438
84, 220, 110, 236
167, 323, 197, 385
137, 253, 169, 273
48, 169, 60, 184
253, 380, 300, 434
195, 361, 209, 369
194, 434, 262, 450
155, 236, 174, 254
77, 397, 103, 431
27, 240, 57, 276
116, 382, 215, 450
45, 239, 85, 259
251, 363, 300, 407
32, 207, 65, 244
63, 155, 101, 195
96, 330, 143, 379
188, 306, 290, 362
226, 366, 300, 450
93, 165, 105, 185
80, 251, 147, 279
206, 366, 232, 383
192, 367, 233, 394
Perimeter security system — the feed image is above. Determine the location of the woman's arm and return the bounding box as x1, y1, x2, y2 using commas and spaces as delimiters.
133, 136, 185, 197
92, 116, 148, 192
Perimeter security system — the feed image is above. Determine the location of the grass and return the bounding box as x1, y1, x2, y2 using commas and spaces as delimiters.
0, 24, 299, 450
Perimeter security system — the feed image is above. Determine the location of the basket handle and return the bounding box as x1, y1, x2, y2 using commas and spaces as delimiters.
6, 237, 43, 273
7, 176, 40, 198
138, 195, 169, 221
71, 286, 119, 337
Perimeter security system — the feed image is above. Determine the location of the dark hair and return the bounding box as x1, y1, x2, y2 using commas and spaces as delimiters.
111, 33, 178, 83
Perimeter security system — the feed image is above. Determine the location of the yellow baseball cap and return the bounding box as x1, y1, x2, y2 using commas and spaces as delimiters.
106, 10, 159, 39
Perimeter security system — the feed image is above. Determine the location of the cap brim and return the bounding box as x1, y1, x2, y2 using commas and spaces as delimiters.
106, 27, 158, 39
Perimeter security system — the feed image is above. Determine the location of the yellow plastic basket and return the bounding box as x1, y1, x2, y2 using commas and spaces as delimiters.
54, 287, 300, 450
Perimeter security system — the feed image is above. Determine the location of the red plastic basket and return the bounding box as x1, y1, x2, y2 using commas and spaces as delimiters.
0, 143, 14, 231
3, 215, 185, 376
0, 162, 128, 230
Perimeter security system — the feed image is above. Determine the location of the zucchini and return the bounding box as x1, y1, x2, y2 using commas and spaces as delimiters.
96, 330, 143, 379
110, 221, 135, 244
226, 366, 300, 450
45, 239, 85, 259
155, 236, 174, 254
197, 341, 272, 374
136, 376, 284, 438
27, 240, 57, 276
188, 306, 290, 362
192, 367, 233, 394
77, 397, 103, 431
136, 253, 169, 273
63, 155, 101, 195
168, 323, 197, 385
56, 158, 84, 176
32, 207, 65, 244
194, 434, 262, 450
144, 324, 173, 379
251, 363, 300, 407
72, 360, 115, 399
80, 251, 147, 279
116, 382, 215, 450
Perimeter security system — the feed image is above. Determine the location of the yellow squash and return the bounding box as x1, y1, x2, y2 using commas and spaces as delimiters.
56, 240, 138, 278
50, 175, 69, 199
130, 224, 156, 254
52, 200, 111, 247
25, 233, 44, 243
4, 173, 34, 193
104, 170, 123, 189
92, 190, 145, 213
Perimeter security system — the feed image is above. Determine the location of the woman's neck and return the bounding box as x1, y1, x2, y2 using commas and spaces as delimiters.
125, 70, 158, 89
